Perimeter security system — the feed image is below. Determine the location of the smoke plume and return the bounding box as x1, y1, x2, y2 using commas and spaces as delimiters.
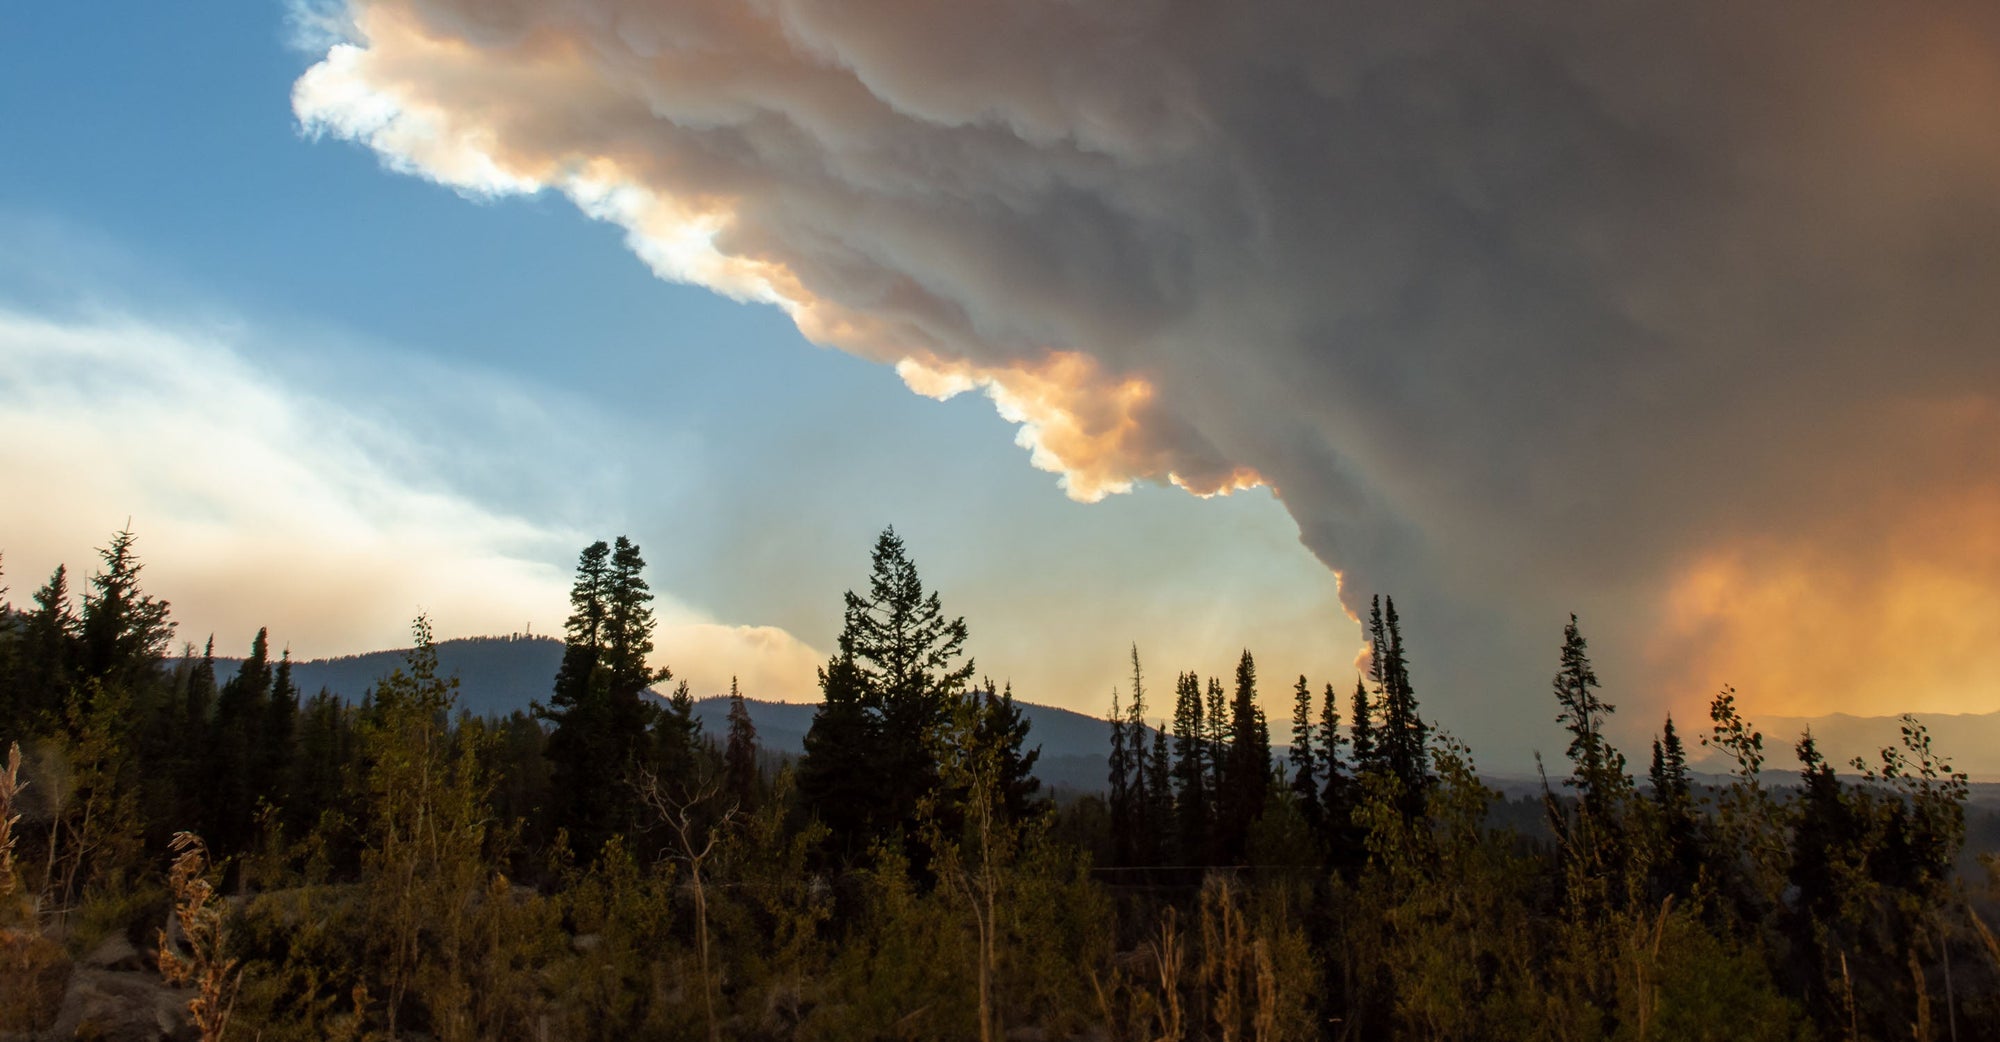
295, 0, 2000, 752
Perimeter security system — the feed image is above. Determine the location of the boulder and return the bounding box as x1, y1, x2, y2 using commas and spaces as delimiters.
46, 967, 193, 1042
83, 932, 147, 973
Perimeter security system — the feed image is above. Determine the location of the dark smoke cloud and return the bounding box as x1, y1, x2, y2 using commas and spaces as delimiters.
297, 0, 2000, 757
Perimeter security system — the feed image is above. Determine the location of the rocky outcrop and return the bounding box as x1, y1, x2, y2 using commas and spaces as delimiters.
43, 967, 193, 1042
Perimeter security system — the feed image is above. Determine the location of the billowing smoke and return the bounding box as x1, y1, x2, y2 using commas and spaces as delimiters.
295, 0, 2000, 756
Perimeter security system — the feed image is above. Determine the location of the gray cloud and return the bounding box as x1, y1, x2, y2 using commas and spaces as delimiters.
297, 0, 2000, 758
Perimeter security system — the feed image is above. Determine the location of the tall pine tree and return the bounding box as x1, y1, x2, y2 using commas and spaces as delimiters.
1171, 671, 1209, 864
1288, 675, 1321, 831
538, 537, 671, 857
1370, 596, 1428, 818
1217, 650, 1271, 862
799, 527, 974, 861
722, 677, 759, 812
1553, 614, 1624, 813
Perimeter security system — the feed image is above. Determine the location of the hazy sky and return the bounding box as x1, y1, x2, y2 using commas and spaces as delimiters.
6, 2, 2000, 769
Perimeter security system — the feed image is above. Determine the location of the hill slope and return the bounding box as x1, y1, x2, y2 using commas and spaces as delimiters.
229, 636, 1127, 792
229, 636, 2000, 786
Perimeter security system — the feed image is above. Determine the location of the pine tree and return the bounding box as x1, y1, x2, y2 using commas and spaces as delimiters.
853, 528, 971, 832
1107, 688, 1132, 866
291, 687, 352, 843
1171, 671, 1209, 864
1217, 650, 1270, 862
1124, 646, 1157, 865
605, 537, 669, 704
798, 648, 879, 863
1648, 715, 1699, 894
258, 647, 299, 814
207, 628, 272, 856
80, 527, 173, 689
799, 527, 973, 860
723, 677, 759, 812
1318, 682, 1351, 858
1790, 731, 1849, 924
652, 679, 703, 798
1649, 716, 1690, 807
1553, 614, 1624, 812
1205, 676, 1228, 795
539, 538, 671, 857
15, 565, 79, 725
1373, 597, 1428, 817
1348, 676, 1375, 777
975, 679, 1043, 822
1288, 675, 1321, 832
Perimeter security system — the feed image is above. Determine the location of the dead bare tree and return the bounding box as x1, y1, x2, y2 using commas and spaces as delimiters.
637, 769, 739, 1042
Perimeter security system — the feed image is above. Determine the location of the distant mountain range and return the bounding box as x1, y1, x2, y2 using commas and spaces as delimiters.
218, 635, 2000, 787
218, 635, 1126, 793
1704, 709, 2000, 781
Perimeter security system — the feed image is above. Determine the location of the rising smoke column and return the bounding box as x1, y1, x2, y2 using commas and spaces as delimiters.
296, 0, 2000, 749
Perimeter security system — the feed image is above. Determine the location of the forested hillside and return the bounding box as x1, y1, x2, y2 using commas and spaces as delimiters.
201, 635, 1133, 794
3, 528, 1998, 1040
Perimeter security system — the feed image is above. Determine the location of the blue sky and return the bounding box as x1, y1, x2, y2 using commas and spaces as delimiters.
0, 1, 1353, 726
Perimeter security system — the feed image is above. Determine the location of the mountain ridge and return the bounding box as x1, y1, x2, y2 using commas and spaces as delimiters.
207, 635, 2000, 782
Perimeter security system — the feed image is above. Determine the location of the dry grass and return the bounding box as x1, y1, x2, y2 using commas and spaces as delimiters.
158, 831, 242, 1042
0, 741, 71, 1033
1, 741, 21, 911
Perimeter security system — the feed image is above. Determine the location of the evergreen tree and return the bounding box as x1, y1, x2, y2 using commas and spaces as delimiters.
1348, 676, 1375, 777
651, 680, 704, 798
208, 628, 273, 856
605, 537, 669, 713
291, 687, 353, 845
1371, 596, 1428, 817
1789, 732, 1849, 926
1553, 614, 1624, 812
79, 527, 173, 689
1170, 671, 1209, 864
1288, 675, 1321, 832
848, 528, 972, 837
258, 647, 299, 813
160, 639, 216, 843
1107, 688, 1132, 866
538, 537, 671, 857
1217, 650, 1270, 862
798, 528, 973, 860
723, 677, 759, 812
1648, 715, 1691, 808
974, 679, 1043, 823
1204, 676, 1228, 795
1124, 646, 1157, 865
15, 565, 79, 726
551, 540, 610, 704
1144, 702, 1172, 861
798, 648, 880, 863
1318, 681, 1353, 860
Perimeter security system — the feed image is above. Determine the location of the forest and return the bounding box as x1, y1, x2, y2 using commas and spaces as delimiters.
1, 526, 1997, 1041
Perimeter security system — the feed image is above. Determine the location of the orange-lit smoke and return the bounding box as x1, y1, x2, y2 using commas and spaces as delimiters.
1649, 399, 2000, 724
296, 2, 1261, 510
292, 0, 2000, 753
897, 351, 1264, 502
